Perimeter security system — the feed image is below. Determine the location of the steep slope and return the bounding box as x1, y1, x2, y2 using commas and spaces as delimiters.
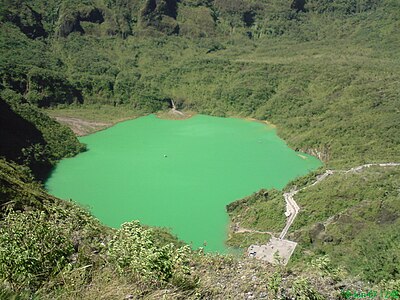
0, 0, 400, 297
0, 96, 84, 179
289, 166, 400, 283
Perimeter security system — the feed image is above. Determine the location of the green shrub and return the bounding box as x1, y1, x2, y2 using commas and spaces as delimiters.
107, 221, 191, 282
291, 277, 324, 300
267, 272, 282, 298
310, 255, 344, 282
0, 210, 74, 291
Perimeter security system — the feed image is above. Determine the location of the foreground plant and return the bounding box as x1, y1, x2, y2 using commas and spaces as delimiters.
0, 210, 74, 291
107, 220, 192, 282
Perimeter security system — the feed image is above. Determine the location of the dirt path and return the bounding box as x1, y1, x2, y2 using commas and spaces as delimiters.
279, 169, 334, 239
279, 164, 400, 239
279, 191, 300, 239
234, 225, 274, 236
344, 162, 400, 173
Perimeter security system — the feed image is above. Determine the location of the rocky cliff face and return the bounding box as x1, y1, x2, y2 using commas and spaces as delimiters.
141, 0, 178, 19
140, 0, 179, 34
291, 0, 306, 12
57, 0, 180, 37
58, 7, 105, 37
4, 3, 47, 39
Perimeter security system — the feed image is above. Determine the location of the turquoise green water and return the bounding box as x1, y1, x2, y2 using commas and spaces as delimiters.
46, 114, 321, 252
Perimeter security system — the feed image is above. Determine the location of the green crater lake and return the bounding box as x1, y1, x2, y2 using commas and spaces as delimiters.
46, 114, 321, 252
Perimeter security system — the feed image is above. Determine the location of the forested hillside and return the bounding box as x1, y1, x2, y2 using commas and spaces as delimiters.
2, 0, 399, 166
1, 0, 399, 298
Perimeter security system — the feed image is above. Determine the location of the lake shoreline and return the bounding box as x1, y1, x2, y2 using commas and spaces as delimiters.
46, 107, 281, 137
45, 113, 322, 252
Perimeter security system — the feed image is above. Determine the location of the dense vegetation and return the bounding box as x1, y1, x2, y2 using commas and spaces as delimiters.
2, 0, 399, 165
290, 167, 400, 283
1, 0, 400, 297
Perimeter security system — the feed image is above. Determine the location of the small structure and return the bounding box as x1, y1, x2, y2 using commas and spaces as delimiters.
247, 237, 297, 266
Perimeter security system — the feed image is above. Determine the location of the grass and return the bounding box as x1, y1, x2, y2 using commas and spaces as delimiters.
227, 190, 287, 234
226, 232, 271, 249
